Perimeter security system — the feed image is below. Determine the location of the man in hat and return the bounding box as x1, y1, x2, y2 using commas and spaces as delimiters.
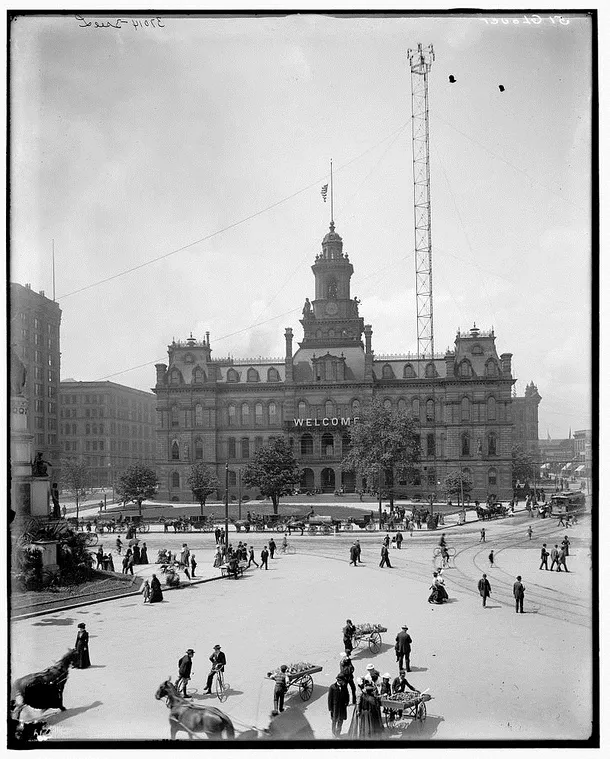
379, 542, 392, 568
175, 649, 195, 697
204, 645, 226, 694
513, 576, 525, 614
328, 673, 349, 736
270, 664, 290, 713
395, 625, 412, 672
349, 542, 359, 566
380, 673, 392, 698
539, 543, 549, 570
364, 663, 380, 692
392, 669, 417, 695
339, 653, 356, 705
355, 540, 363, 564
260, 545, 269, 570
477, 573, 492, 607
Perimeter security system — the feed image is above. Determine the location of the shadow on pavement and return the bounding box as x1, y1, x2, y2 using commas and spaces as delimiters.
409, 666, 428, 673
47, 700, 103, 725
191, 687, 245, 701
400, 714, 444, 739
288, 683, 328, 709
33, 617, 75, 626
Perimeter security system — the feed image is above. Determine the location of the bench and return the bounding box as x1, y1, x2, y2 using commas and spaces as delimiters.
220, 560, 247, 579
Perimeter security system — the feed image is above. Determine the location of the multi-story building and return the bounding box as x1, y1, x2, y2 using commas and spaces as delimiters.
573, 429, 592, 479
512, 382, 541, 456
59, 381, 157, 490
153, 222, 522, 503
10, 282, 62, 469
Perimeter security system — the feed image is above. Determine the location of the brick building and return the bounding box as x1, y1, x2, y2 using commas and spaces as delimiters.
512, 381, 541, 456
59, 381, 156, 490
10, 282, 62, 470
153, 222, 521, 502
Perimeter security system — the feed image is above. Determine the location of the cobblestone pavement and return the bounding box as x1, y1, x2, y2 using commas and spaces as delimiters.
11, 511, 593, 742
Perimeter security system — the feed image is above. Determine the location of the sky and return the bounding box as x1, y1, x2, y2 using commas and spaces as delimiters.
9, 10, 593, 439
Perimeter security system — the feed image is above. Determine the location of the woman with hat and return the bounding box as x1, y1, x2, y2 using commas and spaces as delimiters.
348, 680, 384, 738
74, 622, 91, 668
149, 573, 164, 603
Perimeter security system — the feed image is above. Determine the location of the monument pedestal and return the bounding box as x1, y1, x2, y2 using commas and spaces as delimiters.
30, 477, 51, 518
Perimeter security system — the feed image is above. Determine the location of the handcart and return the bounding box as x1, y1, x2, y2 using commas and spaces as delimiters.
266, 664, 323, 701
381, 690, 432, 728
352, 623, 387, 654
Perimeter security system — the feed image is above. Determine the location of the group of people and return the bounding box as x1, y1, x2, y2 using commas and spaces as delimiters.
539, 537, 570, 572
212, 541, 272, 572
174, 645, 227, 697
141, 574, 164, 603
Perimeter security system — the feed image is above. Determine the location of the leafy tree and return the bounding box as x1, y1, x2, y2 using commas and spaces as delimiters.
242, 438, 300, 515
60, 457, 91, 520
444, 470, 474, 507
512, 445, 535, 489
342, 398, 421, 508
116, 463, 158, 517
187, 463, 220, 517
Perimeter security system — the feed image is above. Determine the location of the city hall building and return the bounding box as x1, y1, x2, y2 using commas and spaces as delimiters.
153, 222, 526, 502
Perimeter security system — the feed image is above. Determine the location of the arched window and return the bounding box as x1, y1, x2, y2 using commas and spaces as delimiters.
301, 434, 313, 455
267, 367, 280, 382
298, 400, 307, 418
352, 399, 361, 415
383, 398, 392, 410
427, 433, 436, 456
194, 437, 203, 460
247, 367, 259, 383
425, 362, 436, 378
488, 468, 497, 487
255, 402, 263, 425
241, 403, 250, 425
226, 368, 239, 383
426, 399, 435, 422
398, 398, 407, 412
461, 397, 470, 421
269, 402, 278, 424
487, 397, 496, 421
195, 404, 203, 426
403, 364, 416, 378
228, 438, 236, 458
171, 471, 180, 489
228, 470, 237, 487
193, 366, 206, 384
171, 405, 179, 427
412, 398, 420, 418
459, 360, 472, 378
228, 404, 236, 426
461, 432, 470, 456
342, 432, 352, 455
325, 400, 334, 417
171, 440, 180, 460
488, 432, 497, 456
322, 432, 334, 457
170, 368, 182, 385
382, 364, 395, 379
241, 437, 250, 458
327, 277, 338, 298
485, 360, 498, 377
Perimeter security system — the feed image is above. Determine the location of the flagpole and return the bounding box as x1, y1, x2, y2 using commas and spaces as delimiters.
330, 159, 334, 225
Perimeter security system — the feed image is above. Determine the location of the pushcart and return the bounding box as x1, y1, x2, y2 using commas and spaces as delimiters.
352, 624, 387, 654
266, 665, 323, 701
381, 690, 432, 727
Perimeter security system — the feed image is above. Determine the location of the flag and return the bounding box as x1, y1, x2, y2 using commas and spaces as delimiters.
321, 184, 328, 202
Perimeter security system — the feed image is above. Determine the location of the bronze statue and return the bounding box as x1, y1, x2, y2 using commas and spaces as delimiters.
302, 298, 312, 317
10, 349, 27, 397
32, 452, 51, 478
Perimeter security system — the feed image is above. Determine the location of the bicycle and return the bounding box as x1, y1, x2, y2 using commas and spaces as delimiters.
432, 546, 456, 568
212, 668, 228, 702
280, 543, 296, 555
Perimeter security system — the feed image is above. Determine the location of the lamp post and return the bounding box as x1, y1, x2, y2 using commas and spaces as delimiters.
224, 462, 229, 548
238, 469, 242, 521
378, 460, 383, 530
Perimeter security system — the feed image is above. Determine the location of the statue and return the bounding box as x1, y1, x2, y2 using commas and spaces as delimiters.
32, 452, 51, 478
10, 348, 27, 397
302, 298, 312, 317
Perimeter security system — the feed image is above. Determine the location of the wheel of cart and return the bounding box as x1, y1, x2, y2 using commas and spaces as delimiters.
321, 524, 331, 535
352, 624, 387, 654
139, 522, 150, 533
382, 691, 430, 728
275, 524, 287, 532
365, 521, 376, 531
297, 674, 314, 701
82, 531, 99, 546
308, 525, 317, 535
343, 521, 354, 531
267, 665, 322, 702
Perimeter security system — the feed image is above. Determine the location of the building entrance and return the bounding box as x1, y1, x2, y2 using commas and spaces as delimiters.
341, 471, 356, 493
321, 468, 335, 493
300, 468, 315, 492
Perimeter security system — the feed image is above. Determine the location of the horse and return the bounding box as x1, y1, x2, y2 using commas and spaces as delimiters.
155, 679, 235, 740
11, 649, 77, 720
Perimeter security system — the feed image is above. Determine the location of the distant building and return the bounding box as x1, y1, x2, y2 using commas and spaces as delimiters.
512, 381, 541, 456
10, 282, 62, 470
59, 381, 157, 490
573, 429, 592, 478
538, 436, 575, 479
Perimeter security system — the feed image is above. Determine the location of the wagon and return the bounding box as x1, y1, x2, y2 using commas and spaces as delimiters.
266, 664, 323, 701
381, 690, 432, 727
352, 623, 387, 654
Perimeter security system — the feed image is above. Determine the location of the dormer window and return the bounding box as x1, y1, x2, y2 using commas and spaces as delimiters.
382, 364, 395, 379
193, 366, 205, 384
267, 367, 280, 382
425, 362, 437, 378
485, 359, 499, 377
458, 360, 473, 378
226, 368, 239, 383
170, 368, 182, 385
403, 364, 416, 378
247, 368, 260, 383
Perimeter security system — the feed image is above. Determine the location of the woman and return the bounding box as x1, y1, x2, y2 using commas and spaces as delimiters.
141, 579, 151, 603
132, 543, 141, 564
213, 545, 223, 568
140, 542, 149, 564
149, 573, 164, 603
74, 622, 91, 668
348, 683, 384, 738
428, 572, 448, 604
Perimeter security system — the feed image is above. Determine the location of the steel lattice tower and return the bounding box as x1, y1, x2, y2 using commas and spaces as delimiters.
407, 43, 435, 362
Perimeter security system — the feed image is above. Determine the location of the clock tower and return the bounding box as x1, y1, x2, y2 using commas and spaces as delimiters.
299, 222, 365, 349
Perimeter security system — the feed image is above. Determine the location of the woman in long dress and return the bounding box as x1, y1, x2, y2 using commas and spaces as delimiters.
149, 573, 164, 603
428, 571, 448, 604
348, 684, 384, 738
140, 543, 149, 564
74, 623, 91, 668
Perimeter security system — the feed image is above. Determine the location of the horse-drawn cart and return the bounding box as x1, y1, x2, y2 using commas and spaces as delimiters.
266, 663, 323, 701
381, 690, 432, 728
352, 623, 387, 654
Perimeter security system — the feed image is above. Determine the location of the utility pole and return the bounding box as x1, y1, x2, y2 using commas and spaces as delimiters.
238, 469, 242, 520
224, 462, 229, 548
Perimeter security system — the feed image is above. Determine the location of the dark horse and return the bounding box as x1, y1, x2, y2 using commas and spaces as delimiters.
11, 649, 77, 720
155, 679, 235, 740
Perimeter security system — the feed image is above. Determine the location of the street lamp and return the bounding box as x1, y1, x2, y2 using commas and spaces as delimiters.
224, 462, 229, 548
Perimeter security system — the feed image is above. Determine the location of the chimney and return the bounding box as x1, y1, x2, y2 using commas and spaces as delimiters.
206, 331, 210, 347
39, 290, 45, 297
284, 328, 293, 384
364, 325, 373, 381
364, 324, 373, 354
445, 350, 455, 376
500, 353, 513, 377
155, 363, 167, 385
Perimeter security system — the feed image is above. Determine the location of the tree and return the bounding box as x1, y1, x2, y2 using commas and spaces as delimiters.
60, 458, 91, 520
242, 438, 300, 515
187, 463, 220, 517
444, 470, 473, 507
116, 463, 158, 517
512, 445, 535, 489
342, 398, 421, 509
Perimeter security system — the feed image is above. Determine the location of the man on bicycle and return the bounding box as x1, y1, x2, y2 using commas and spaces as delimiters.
281, 534, 289, 552
438, 533, 450, 567
204, 645, 226, 694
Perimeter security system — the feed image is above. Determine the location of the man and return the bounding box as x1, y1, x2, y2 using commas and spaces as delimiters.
527, 525, 533, 540
550, 544, 560, 572
349, 542, 358, 566
383, 533, 390, 548
247, 545, 259, 568
339, 653, 356, 705
513, 576, 525, 614
328, 674, 349, 737
539, 543, 549, 571
364, 663, 380, 683
395, 531, 403, 549
392, 669, 417, 695
480, 527, 486, 543
558, 546, 569, 572
260, 545, 269, 570
477, 573, 492, 607
355, 540, 363, 564
561, 535, 571, 557
96, 546, 104, 569
175, 649, 194, 698
395, 625, 412, 672
204, 645, 226, 694
343, 619, 356, 656
190, 553, 197, 578
268, 538, 277, 559
379, 543, 392, 568
270, 664, 290, 713
488, 549, 494, 568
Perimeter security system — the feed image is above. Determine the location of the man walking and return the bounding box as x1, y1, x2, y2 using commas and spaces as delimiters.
268, 538, 277, 559
394, 625, 412, 672
260, 545, 269, 570
539, 543, 549, 570
550, 545, 560, 572
513, 576, 525, 613
355, 540, 363, 564
175, 649, 195, 698
379, 542, 392, 568
488, 549, 494, 568
395, 531, 403, 549
527, 525, 533, 540
349, 542, 358, 566
477, 573, 492, 607
328, 674, 349, 737
247, 545, 259, 568
480, 527, 486, 543
558, 546, 568, 572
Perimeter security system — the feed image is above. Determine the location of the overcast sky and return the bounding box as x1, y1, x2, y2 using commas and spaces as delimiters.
10, 11, 592, 439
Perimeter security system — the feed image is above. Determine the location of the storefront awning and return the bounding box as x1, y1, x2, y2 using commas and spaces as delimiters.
561, 463, 573, 471
540, 463, 550, 469
575, 465, 586, 472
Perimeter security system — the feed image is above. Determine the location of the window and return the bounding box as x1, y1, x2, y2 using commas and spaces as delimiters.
398, 398, 407, 412
461, 397, 470, 421
325, 400, 334, 417
171, 441, 180, 460
412, 398, 420, 418
301, 434, 314, 455
322, 432, 334, 457
425, 362, 436, 378
85, 440, 91, 451
225, 403, 237, 426
92, 441, 98, 451
228, 438, 236, 459
195, 404, 203, 426
171, 471, 180, 489
171, 406, 179, 427
226, 368, 239, 383
99, 440, 104, 451
342, 432, 352, 455
255, 436, 263, 451
485, 360, 498, 377
269, 402, 278, 424
195, 438, 203, 460
85, 423, 90, 435
382, 364, 395, 379
459, 360, 472, 378
247, 368, 260, 383
35, 416, 44, 429
352, 399, 360, 415
92, 424, 98, 435
240, 403, 250, 425
268, 367, 280, 382
403, 364, 416, 378
298, 401, 307, 418
193, 366, 205, 384
488, 468, 497, 487
35, 383, 43, 396
241, 438, 250, 458
426, 399, 435, 422
461, 432, 470, 456
487, 397, 496, 421
170, 369, 182, 385
382, 398, 392, 411
228, 471, 237, 487
35, 400, 44, 412
427, 433, 436, 457
488, 433, 497, 456
254, 403, 263, 425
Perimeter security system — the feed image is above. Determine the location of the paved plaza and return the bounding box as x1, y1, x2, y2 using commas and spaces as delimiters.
11, 509, 592, 742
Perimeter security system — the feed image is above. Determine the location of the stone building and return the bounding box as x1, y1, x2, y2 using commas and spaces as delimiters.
512, 381, 542, 456
59, 381, 156, 490
153, 222, 519, 502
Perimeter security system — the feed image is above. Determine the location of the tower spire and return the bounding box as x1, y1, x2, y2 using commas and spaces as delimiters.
330, 158, 334, 229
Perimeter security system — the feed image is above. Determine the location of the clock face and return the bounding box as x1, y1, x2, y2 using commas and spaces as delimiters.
325, 302, 339, 316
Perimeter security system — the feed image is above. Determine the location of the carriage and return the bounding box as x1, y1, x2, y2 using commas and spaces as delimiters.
352, 623, 387, 654
350, 515, 377, 531
306, 515, 340, 535
381, 690, 432, 728
266, 663, 323, 701
476, 503, 507, 521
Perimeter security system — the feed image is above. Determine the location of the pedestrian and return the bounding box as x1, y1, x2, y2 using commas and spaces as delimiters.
260, 545, 269, 570
61, 505, 67, 519
140, 542, 148, 564
204, 645, 226, 694
395, 625, 412, 671
380, 673, 392, 699
383, 533, 390, 548
343, 619, 356, 656
349, 542, 358, 566
328, 674, 349, 737
488, 549, 494, 568
141, 579, 151, 603
395, 531, 403, 549
339, 653, 356, 705
539, 543, 549, 570
480, 527, 486, 543
96, 546, 104, 569
214, 527, 220, 544
247, 545, 258, 568
355, 540, 362, 563
213, 545, 222, 568
513, 575, 525, 613
478, 573, 492, 607
149, 573, 163, 603
190, 553, 197, 578
74, 623, 91, 668
121, 554, 129, 574
175, 649, 195, 698
127, 552, 134, 575
270, 665, 290, 713
379, 543, 392, 568
527, 525, 533, 540
115, 536, 122, 555
562, 535, 571, 557
550, 545, 560, 571
268, 538, 276, 559
348, 683, 384, 738
132, 543, 141, 564
558, 547, 569, 572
